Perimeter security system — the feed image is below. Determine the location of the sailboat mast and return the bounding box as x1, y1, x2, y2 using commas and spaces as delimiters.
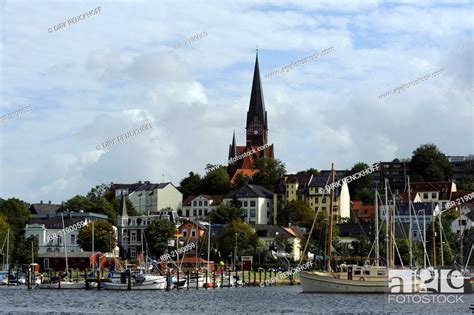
61, 213, 69, 277
326, 163, 335, 272
207, 221, 211, 272
92, 221, 95, 273
375, 189, 379, 267
6, 229, 9, 270
384, 178, 391, 268
408, 176, 413, 268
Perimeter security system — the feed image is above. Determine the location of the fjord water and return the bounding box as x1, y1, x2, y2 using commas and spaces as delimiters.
0, 285, 472, 314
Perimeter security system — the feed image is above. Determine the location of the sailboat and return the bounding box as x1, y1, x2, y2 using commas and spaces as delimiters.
300, 165, 423, 293
0, 229, 10, 285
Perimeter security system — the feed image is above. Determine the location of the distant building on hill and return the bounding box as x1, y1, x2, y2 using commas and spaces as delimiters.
350, 201, 375, 223
273, 172, 350, 225
110, 181, 182, 214
224, 184, 273, 225
181, 195, 224, 219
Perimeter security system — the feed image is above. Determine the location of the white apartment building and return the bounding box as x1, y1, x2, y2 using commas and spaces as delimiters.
113, 182, 182, 214
223, 184, 273, 225
24, 211, 109, 254
181, 195, 223, 219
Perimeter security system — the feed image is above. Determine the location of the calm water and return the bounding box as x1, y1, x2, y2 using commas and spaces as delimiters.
0, 285, 473, 314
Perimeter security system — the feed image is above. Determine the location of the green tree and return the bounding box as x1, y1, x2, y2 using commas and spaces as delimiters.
145, 219, 176, 258
59, 195, 93, 212
217, 219, 258, 262
0, 198, 31, 242
179, 172, 203, 199
208, 203, 243, 224
234, 173, 251, 188
251, 158, 286, 191
200, 168, 232, 195
12, 235, 39, 265
297, 168, 321, 176
278, 200, 314, 228
410, 144, 452, 182
110, 197, 140, 216
346, 162, 374, 205
77, 220, 116, 253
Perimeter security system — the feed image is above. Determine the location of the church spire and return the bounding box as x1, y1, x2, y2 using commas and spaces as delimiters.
120, 192, 128, 217
231, 130, 237, 157
246, 51, 268, 147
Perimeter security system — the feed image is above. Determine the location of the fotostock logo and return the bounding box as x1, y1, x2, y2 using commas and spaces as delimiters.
388, 268, 465, 305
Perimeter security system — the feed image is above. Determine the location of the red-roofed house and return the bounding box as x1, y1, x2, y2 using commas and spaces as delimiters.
351, 201, 376, 223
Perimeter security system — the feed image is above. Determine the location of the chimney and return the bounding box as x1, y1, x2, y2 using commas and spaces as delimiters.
49, 200, 51, 204
40, 200, 43, 204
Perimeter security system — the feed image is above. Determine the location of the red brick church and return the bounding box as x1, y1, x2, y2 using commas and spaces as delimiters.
227, 52, 274, 183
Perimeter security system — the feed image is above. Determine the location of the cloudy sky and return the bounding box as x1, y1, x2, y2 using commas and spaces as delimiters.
0, 0, 472, 203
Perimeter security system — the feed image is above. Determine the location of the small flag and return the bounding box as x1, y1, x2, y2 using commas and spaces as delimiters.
99, 256, 107, 270
175, 233, 183, 238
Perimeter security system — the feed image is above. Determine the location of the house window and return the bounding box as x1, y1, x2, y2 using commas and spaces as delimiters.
44, 258, 49, 269
183, 230, 187, 237
431, 193, 436, 199
322, 198, 326, 204
250, 210, 256, 217
267, 202, 270, 208
244, 201, 248, 207
204, 201, 208, 206
460, 220, 467, 226
186, 210, 190, 217
199, 201, 202, 206
131, 232, 137, 242
71, 234, 76, 244
250, 201, 256, 207
131, 247, 137, 258
423, 193, 428, 199
199, 209, 203, 216
193, 210, 197, 216
315, 197, 319, 203
193, 201, 197, 206
204, 210, 208, 215
191, 229, 196, 237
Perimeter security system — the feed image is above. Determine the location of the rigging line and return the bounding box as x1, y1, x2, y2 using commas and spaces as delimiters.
298, 175, 331, 265
392, 234, 405, 268
412, 208, 432, 268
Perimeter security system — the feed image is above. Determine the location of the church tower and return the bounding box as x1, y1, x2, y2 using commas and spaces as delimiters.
227, 51, 274, 183
246, 52, 268, 147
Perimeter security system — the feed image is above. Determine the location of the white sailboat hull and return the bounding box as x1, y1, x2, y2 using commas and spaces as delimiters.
101, 279, 167, 290
300, 271, 389, 293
